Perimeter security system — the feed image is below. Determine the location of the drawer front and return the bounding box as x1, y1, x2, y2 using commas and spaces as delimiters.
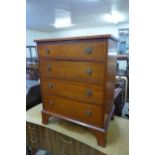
41, 79, 104, 105
38, 42, 106, 61
56, 133, 74, 155
39, 61, 105, 84
43, 95, 104, 127
26, 123, 38, 148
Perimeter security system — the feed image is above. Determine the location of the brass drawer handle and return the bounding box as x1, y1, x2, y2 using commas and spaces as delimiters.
31, 137, 37, 143
85, 89, 93, 96
85, 68, 93, 75
48, 83, 54, 88
47, 64, 52, 71
49, 100, 54, 106
45, 48, 50, 54
85, 47, 93, 54
60, 137, 73, 144
85, 109, 92, 117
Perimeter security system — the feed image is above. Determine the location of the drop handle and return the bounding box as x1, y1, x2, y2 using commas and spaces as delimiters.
85, 110, 92, 117
60, 137, 73, 144
47, 64, 52, 71
85, 47, 93, 54
48, 83, 54, 88
45, 48, 50, 54
85, 89, 93, 96
31, 137, 37, 143
85, 68, 93, 75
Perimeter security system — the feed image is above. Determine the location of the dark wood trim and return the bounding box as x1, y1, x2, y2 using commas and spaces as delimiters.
39, 57, 105, 63
34, 35, 119, 43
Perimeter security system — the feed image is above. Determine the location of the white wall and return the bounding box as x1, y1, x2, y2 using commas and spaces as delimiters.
49, 24, 129, 39
26, 24, 129, 44
26, 29, 50, 45
26, 29, 51, 58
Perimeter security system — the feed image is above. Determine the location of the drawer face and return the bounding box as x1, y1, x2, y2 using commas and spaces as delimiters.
41, 79, 104, 105
39, 61, 105, 84
38, 42, 106, 61
43, 95, 104, 127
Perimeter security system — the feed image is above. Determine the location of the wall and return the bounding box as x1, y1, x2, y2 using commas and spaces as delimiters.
26, 29, 51, 57
49, 24, 129, 39
26, 29, 50, 46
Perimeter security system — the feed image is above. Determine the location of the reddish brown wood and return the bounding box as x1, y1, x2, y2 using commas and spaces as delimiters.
38, 42, 106, 61
103, 39, 117, 125
43, 95, 104, 127
36, 35, 118, 147
90, 129, 107, 147
39, 60, 105, 84
41, 79, 104, 105
41, 110, 51, 124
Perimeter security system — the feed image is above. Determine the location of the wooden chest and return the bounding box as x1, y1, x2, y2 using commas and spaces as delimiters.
35, 35, 118, 147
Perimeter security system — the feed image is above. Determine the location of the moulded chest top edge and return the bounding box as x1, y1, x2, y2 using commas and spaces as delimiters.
34, 34, 119, 43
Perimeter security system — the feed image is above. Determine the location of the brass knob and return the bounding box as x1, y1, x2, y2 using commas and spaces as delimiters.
31, 137, 37, 143
45, 48, 50, 54
85, 68, 93, 75
47, 64, 52, 71
85, 47, 93, 54
49, 100, 54, 106
85, 89, 93, 96
85, 110, 92, 117
48, 83, 54, 88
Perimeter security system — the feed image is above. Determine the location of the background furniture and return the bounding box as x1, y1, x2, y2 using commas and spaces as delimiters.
35, 35, 118, 147
117, 28, 129, 103
116, 54, 129, 102
26, 46, 40, 81
118, 28, 129, 54
26, 104, 129, 155
26, 46, 42, 111
114, 88, 123, 116
26, 80, 42, 110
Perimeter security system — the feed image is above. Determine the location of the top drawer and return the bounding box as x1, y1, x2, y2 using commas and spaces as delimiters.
37, 42, 106, 61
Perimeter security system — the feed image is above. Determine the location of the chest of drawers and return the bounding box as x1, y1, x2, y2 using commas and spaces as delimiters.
35, 35, 118, 147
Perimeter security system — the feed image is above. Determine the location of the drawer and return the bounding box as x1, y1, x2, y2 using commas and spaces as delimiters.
56, 133, 74, 155
39, 61, 105, 84
37, 42, 106, 61
41, 79, 104, 105
26, 123, 38, 148
43, 95, 104, 127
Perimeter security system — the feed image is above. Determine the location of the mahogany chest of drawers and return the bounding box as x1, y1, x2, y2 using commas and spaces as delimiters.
35, 35, 118, 147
